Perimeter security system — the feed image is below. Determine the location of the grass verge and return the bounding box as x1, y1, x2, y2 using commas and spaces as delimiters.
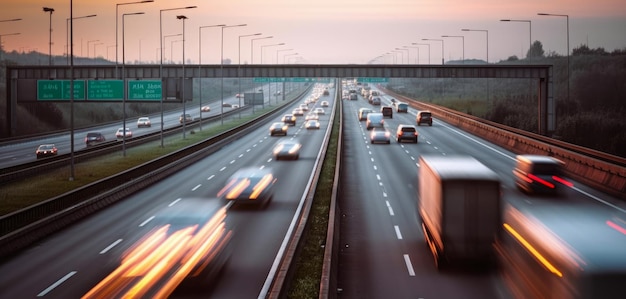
287, 99, 339, 298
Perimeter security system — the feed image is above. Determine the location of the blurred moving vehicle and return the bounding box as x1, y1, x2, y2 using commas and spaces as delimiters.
299, 104, 309, 111
217, 167, 276, 208
369, 128, 391, 144
349, 93, 358, 101
269, 122, 288, 136
179, 114, 192, 123
305, 113, 319, 121
512, 155, 571, 195
366, 112, 384, 130
322, 90, 330, 96
396, 124, 418, 143
84, 199, 232, 298
417, 111, 433, 126
381, 106, 393, 118
396, 102, 408, 113
292, 108, 304, 116
235, 93, 244, 98
371, 97, 381, 105
282, 114, 297, 126
314, 107, 325, 115
36, 144, 58, 159
495, 202, 626, 299
358, 108, 374, 121
137, 117, 151, 128
116, 127, 133, 139
84, 132, 106, 147
273, 138, 302, 160
305, 120, 321, 130
419, 155, 501, 269
320, 101, 329, 107
201, 105, 211, 112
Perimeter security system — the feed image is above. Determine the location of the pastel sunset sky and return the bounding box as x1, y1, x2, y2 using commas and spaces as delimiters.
2, 0, 625, 64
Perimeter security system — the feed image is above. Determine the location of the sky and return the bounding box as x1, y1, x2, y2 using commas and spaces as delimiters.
1, 0, 626, 64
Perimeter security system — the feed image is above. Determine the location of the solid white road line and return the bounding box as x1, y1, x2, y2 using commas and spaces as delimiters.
37, 271, 77, 297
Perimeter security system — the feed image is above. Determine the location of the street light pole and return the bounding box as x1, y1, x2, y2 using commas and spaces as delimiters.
461, 29, 488, 63
0, 33, 20, 61
238, 33, 262, 115
422, 39, 444, 64
412, 43, 430, 64
198, 24, 225, 129
87, 40, 99, 58
163, 33, 182, 64
177, 15, 188, 139
220, 24, 247, 125
538, 12, 569, 103
159, 6, 197, 147
261, 43, 284, 106
116, 1, 153, 77
251, 36, 273, 110
66, 14, 96, 65
122, 12, 144, 157
395, 47, 409, 64
500, 19, 532, 64
94, 42, 103, 58
441, 35, 464, 63
403, 46, 419, 64
43, 7, 54, 65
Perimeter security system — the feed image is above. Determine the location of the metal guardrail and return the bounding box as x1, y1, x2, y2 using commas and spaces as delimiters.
382, 88, 626, 200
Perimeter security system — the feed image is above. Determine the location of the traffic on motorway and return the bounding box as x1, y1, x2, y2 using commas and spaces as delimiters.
1, 79, 626, 298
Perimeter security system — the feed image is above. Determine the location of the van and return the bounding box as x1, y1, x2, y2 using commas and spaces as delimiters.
512, 155, 570, 195
366, 113, 384, 130
396, 102, 408, 113
381, 106, 393, 118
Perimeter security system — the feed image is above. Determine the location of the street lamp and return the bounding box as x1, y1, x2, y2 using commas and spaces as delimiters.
412, 43, 430, 64
87, 40, 99, 58
251, 36, 273, 64
0, 33, 20, 61
171, 39, 183, 64
422, 38, 444, 64
238, 33, 262, 114
43, 7, 54, 65
159, 5, 197, 147
116, 1, 153, 76
283, 52, 298, 63
66, 14, 96, 65
260, 43, 284, 105
461, 29, 488, 63
107, 45, 115, 61
403, 46, 419, 64
220, 24, 247, 124
198, 24, 225, 128
500, 19, 532, 63
538, 12, 569, 102
177, 15, 189, 139
94, 42, 103, 58
395, 47, 409, 64
441, 35, 464, 63
122, 12, 144, 156
163, 33, 182, 63
261, 43, 284, 64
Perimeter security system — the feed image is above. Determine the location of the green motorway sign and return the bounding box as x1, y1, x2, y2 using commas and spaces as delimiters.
357, 77, 389, 83
254, 77, 331, 83
37, 80, 85, 100
128, 80, 162, 100
87, 80, 123, 100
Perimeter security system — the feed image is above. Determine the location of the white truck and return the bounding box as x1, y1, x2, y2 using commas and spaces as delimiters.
418, 155, 501, 269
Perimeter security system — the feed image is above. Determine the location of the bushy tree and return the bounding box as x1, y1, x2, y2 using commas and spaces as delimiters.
527, 40, 545, 59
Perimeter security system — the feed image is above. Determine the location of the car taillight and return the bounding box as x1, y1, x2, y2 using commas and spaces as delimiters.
552, 176, 573, 187
528, 173, 555, 189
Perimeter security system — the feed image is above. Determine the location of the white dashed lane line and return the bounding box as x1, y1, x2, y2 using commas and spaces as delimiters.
169, 198, 182, 207
139, 216, 154, 227
100, 239, 122, 254
192, 184, 201, 191
37, 271, 77, 297
403, 254, 416, 277
207, 175, 215, 181
394, 225, 403, 240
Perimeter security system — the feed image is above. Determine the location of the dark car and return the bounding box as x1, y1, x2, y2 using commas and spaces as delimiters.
36, 144, 58, 159
269, 122, 288, 136
217, 167, 276, 208
396, 102, 408, 113
273, 139, 302, 160
282, 114, 296, 126
381, 106, 393, 118
396, 124, 418, 143
85, 132, 106, 146
371, 97, 381, 105
417, 111, 433, 126
513, 155, 572, 195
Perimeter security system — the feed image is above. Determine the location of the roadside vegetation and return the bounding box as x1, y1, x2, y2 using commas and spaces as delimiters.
386, 42, 626, 157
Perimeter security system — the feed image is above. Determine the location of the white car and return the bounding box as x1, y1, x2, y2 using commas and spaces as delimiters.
116, 127, 132, 139
136, 117, 151, 128
314, 107, 325, 115
320, 101, 329, 107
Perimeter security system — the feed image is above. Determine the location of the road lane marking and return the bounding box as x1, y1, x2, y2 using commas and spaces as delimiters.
100, 239, 123, 254
38, 271, 77, 297
169, 198, 182, 207
370, 157, 374, 162
376, 174, 381, 181
403, 254, 416, 276
373, 165, 378, 170
230, 160, 236, 164
388, 205, 395, 216
220, 166, 226, 171
207, 174, 215, 180
192, 184, 201, 191
239, 154, 244, 158
139, 216, 154, 227
394, 225, 403, 239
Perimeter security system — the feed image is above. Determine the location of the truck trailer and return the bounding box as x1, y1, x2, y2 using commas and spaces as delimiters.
418, 155, 501, 269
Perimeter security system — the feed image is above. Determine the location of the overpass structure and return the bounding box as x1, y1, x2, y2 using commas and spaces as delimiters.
4, 64, 553, 136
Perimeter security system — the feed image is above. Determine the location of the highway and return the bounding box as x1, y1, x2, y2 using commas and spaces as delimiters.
0, 83, 282, 169
0, 83, 335, 298
1, 83, 626, 298
335, 87, 626, 298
